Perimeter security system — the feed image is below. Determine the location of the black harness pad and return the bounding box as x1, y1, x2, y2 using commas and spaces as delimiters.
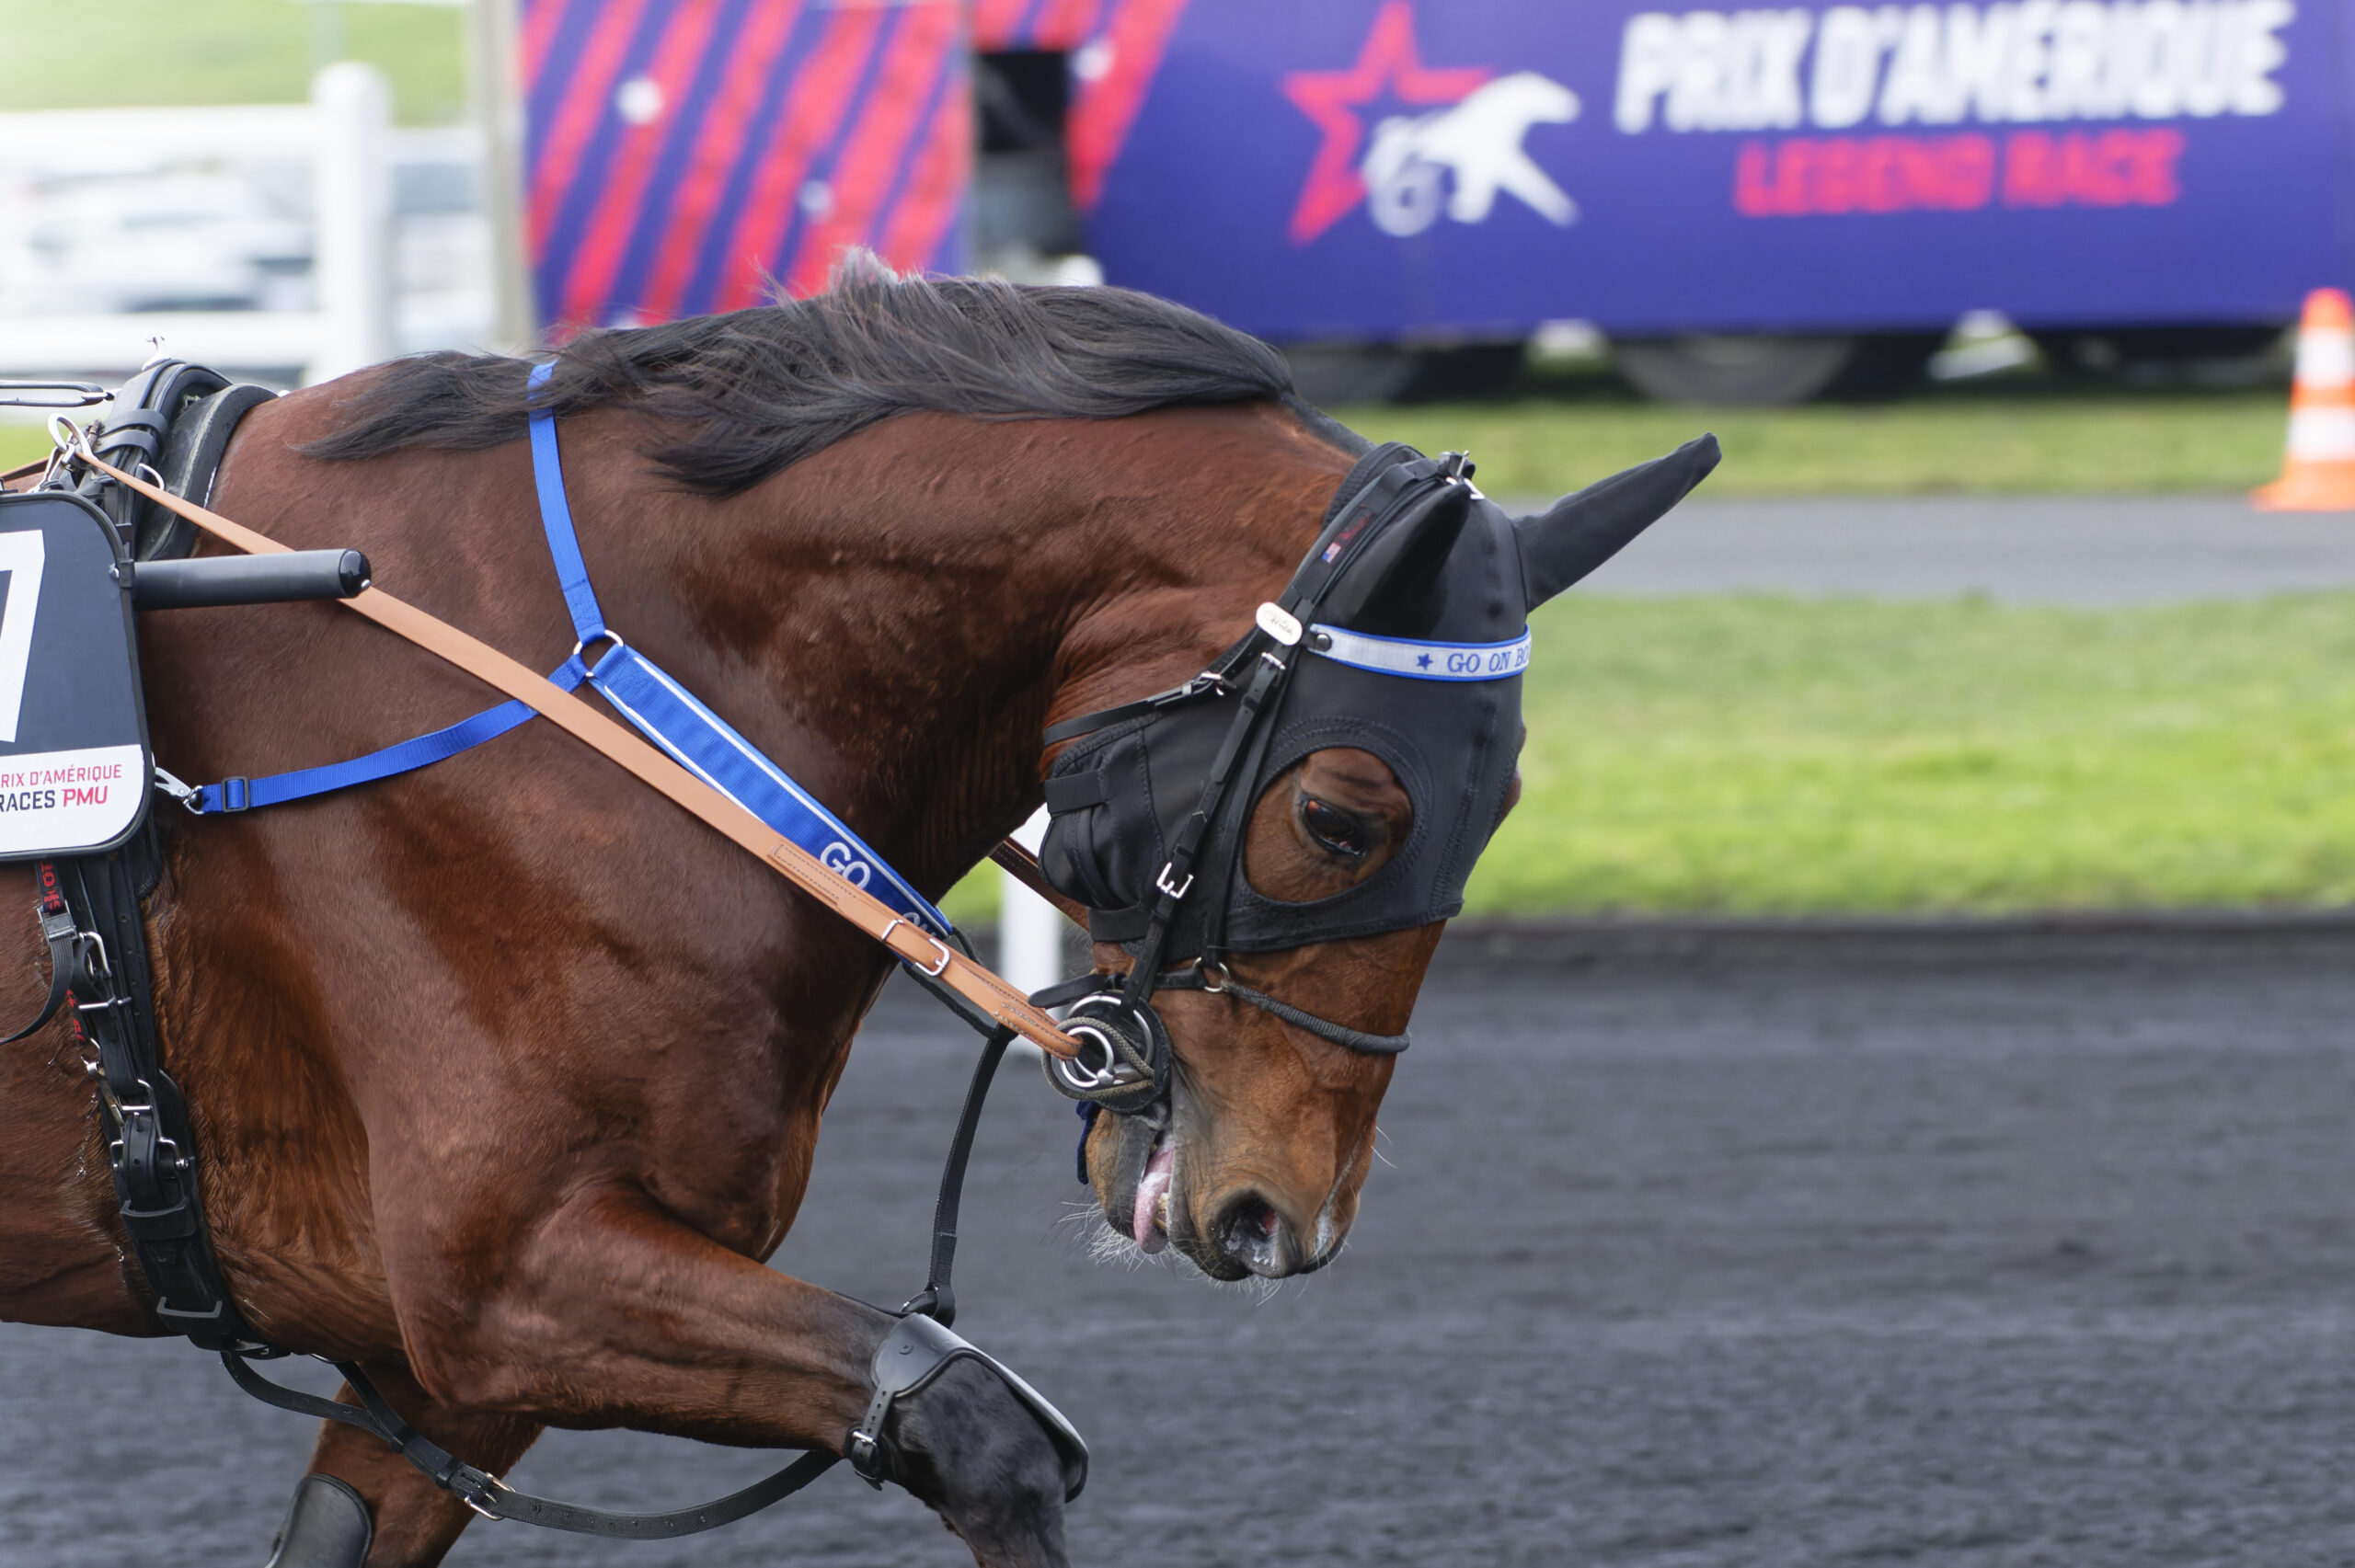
0, 490, 148, 859
149, 380, 277, 560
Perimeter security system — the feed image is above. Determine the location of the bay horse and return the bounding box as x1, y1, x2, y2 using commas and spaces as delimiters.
0, 266, 1709, 1566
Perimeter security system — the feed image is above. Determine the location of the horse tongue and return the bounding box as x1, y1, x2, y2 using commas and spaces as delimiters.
1132, 1140, 1174, 1255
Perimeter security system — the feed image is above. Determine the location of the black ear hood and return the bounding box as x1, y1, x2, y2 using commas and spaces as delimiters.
1039, 436, 1714, 964
1314, 480, 1476, 635
1514, 433, 1719, 608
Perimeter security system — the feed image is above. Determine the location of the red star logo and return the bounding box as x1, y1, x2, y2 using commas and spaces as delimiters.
1281, 3, 1492, 245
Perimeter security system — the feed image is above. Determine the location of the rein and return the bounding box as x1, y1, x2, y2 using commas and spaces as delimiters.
67, 438, 1078, 1061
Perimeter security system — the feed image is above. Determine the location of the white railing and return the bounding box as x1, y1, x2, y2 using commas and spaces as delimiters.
0, 64, 475, 387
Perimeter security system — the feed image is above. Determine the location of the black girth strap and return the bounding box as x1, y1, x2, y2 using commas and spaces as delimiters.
48, 843, 273, 1351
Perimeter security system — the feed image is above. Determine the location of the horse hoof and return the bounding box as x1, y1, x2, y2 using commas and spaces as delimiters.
263, 1474, 373, 1568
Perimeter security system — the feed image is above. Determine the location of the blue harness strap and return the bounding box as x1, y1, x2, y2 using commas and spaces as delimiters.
181, 362, 951, 939
527, 367, 606, 642
588, 646, 927, 912
193, 653, 590, 814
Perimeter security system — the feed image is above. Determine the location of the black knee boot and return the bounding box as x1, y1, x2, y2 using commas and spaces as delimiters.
263, 1474, 373, 1568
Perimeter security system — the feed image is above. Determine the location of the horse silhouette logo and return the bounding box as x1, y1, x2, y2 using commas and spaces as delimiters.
1362, 73, 1582, 237
1282, 4, 1580, 245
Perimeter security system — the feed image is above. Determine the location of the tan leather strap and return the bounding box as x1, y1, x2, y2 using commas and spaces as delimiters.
987, 841, 1091, 932
81, 450, 1080, 1059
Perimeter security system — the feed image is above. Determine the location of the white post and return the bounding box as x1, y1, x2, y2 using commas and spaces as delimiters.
467, 0, 538, 352
1000, 809, 1067, 1045
308, 63, 396, 385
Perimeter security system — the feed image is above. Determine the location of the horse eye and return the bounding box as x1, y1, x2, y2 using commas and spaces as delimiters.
1300, 796, 1366, 857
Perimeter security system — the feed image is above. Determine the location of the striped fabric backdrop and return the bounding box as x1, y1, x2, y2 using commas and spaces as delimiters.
524, 0, 972, 329
970, 0, 1100, 49
522, 0, 1193, 329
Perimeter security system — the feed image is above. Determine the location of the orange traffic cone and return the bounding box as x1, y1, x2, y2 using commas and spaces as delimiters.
2255, 289, 2355, 510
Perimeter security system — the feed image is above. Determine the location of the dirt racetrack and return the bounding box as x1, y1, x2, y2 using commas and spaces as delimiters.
6, 922, 2355, 1566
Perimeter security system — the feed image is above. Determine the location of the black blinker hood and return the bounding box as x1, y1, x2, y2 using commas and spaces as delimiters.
1038, 432, 1718, 986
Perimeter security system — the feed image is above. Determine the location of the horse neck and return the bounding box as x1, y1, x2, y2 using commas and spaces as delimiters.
603, 405, 1351, 897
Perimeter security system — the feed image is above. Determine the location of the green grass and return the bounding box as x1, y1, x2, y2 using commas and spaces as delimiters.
941, 868, 1003, 930
0, 0, 467, 124
1465, 591, 2355, 916
0, 427, 52, 473
1338, 382, 2288, 498
947, 591, 2355, 923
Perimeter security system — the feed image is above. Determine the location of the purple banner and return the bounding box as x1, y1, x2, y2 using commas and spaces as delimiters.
1085, 0, 2343, 339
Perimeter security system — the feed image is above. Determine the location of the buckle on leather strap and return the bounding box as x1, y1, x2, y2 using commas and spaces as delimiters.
878, 917, 952, 978
845, 1425, 888, 1489
447, 1468, 506, 1520
1155, 864, 1193, 900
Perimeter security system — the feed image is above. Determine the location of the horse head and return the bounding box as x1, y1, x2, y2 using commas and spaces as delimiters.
1050, 428, 1719, 1281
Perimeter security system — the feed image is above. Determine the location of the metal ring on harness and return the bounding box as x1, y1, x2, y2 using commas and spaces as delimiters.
568, 629, 628, 668
1042, 990, 1167, 1113
1051, 1021, 1123, 1093
47, 412, 94, 464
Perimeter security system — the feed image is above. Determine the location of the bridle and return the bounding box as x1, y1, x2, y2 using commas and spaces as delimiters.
1028, 449, 1481, 1115
1028, 957, 1409, 1109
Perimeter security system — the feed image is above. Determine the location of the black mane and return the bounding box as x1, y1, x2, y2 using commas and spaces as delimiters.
303, 258, 1316, 496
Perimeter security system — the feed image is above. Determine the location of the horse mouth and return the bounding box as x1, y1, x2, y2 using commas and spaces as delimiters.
1094, 1115, 1326, 1279
1130, 1136, 1175, 1254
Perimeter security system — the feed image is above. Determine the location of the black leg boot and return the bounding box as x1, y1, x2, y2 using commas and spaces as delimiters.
263, 1474, 373, 1568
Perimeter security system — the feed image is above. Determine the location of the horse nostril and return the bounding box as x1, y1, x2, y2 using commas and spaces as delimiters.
1215, 1193, 1288, 1271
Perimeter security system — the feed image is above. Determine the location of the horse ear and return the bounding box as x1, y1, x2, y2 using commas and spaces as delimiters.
1515, 434, 1719, 611
1322, 484, 1475, 635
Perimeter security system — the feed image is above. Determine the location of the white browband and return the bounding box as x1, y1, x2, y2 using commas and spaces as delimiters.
1307, 624, 1532, 682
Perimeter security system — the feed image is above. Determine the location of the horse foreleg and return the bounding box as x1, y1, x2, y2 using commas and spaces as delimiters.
385, 1191, 1070, 1567
270, 1361, 540, 1568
